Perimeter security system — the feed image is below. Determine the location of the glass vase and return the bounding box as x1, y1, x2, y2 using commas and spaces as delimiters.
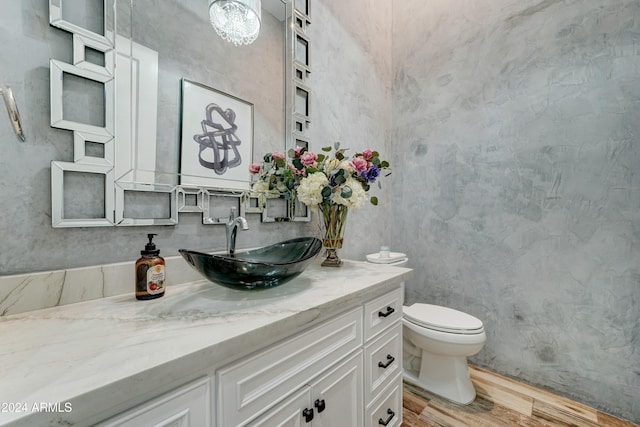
318, 203, 348, 267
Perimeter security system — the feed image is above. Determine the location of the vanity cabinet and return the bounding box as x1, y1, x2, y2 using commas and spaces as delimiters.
249, 352, 363, 426
1, 260, 411, 427
363, 288, 404, 427
217, 308, 363, 426
218, 286, 404, 427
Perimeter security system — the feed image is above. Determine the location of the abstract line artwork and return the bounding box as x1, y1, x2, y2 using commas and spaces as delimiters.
193, 103, 242, 175
180, 79, 253, 190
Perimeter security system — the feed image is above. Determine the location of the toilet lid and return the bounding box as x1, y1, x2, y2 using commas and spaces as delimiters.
403, 304, 484, 334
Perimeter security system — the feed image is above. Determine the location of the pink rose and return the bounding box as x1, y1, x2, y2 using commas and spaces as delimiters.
272, 151, 285, 160
249, 163, 261, 174
289, 164, 305, 175
301, 151, 317, 167
362, 149, 374, 160
294, 146, 304, 158
350, 156, 369, 172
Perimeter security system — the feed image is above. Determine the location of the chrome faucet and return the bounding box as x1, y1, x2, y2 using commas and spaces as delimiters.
226, 207, 249, 255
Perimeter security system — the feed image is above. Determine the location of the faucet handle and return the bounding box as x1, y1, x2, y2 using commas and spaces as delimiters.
228, 207, 237, 220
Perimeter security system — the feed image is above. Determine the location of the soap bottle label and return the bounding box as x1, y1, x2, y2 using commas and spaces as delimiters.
146, 265, 165, 295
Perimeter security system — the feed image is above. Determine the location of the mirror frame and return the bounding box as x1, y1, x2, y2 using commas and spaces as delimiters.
49, 0, 311, 227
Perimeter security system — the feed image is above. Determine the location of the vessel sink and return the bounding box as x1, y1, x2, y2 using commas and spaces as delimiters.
179, 237, 322, 290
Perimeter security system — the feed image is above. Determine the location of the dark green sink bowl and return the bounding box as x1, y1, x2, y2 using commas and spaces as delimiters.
179, 237, 322, 290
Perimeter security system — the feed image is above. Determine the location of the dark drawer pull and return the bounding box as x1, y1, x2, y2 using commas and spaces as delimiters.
378, 354, 395, 369
378, 408, 395, 426
314, 398, 326, 413
378, 306, 395, 318
302, 408, 314, 423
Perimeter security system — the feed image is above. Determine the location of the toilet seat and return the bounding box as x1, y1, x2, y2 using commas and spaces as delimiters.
404, 304, 484, 335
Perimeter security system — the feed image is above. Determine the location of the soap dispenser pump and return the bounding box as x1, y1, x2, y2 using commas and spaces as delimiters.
135, 233, 166, 300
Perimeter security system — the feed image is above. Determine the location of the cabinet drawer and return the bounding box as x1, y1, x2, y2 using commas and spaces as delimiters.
364, 323, 402, 403
364, 287, 403, 341
97, 377, 211, 427
247, 386, 310, 427
366, 375, 403, 427
217, 307, 363, 426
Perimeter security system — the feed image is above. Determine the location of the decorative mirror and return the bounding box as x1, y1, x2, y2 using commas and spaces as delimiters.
49, 0, 311, 227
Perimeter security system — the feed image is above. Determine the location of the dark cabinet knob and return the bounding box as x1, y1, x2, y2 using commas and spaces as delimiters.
314, 398, 326, 413
302, 408, 314, 423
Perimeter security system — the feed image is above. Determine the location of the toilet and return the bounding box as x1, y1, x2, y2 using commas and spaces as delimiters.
403, 303, 485, 404
365, 250, 486, 405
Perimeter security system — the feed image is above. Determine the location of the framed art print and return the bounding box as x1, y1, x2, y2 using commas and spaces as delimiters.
180, 79, 253, 190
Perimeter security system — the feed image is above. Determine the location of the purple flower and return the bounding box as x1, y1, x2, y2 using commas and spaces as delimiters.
360, 165, 380, 183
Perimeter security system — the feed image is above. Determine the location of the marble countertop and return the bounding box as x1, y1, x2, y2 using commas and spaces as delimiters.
0, 259, 411, 427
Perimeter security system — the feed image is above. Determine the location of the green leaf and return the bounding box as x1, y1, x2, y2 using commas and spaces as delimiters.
380, 160, 389, 168
372, 151, 379, 158
321, 185, 332, 199
336, 152, 344, 160
322, 146, 332, 152
340, 186, 352, 199
287, 148, 296, 158
263, 153, 272, 162
370, 196, 378, 206
334, 141, 341, 150
332, 169, 346, 185
292, 158, 303, 170
372, 157, 381, 166
275, 158, 286, 168
316, 153, 325, 162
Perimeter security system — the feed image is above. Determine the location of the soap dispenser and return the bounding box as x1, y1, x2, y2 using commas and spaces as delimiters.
135, 233, 165, 300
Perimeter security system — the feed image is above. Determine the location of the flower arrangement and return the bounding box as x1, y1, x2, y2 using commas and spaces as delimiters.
249, 141, 390, 209
249, 142, 390, 266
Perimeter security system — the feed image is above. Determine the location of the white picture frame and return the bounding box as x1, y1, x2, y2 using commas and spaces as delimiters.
179, 79, 254, 191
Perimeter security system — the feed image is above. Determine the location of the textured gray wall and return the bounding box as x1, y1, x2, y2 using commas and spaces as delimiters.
308, 0, 394, 261
392, 0, 640, 421
0, 0, 391, 275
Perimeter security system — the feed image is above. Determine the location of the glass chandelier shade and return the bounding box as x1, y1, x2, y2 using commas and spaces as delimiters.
209, 0, 262, 46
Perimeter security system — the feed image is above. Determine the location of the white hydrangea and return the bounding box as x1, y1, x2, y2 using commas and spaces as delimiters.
332, 177, 367, 210
251, 180, 281, 207
339, 160, 354, 173
323, 158, 341, 174
297, 172, 329, 207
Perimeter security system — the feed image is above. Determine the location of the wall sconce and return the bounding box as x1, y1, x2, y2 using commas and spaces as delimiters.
209, 0, 262, 46
0, 84, 25, 142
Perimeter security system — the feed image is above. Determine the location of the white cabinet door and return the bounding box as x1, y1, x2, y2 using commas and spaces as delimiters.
249, 352, 363, 427
217, 308, 362, 427
248, 387, 311, 427
312, 351, 363, 427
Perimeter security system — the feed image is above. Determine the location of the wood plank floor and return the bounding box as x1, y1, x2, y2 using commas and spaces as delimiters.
401, 366, 639, 427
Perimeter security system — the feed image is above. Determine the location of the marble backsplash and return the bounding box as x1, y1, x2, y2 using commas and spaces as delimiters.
0, 256, 203, 317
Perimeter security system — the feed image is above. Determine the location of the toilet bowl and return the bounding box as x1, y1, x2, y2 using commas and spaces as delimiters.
402, 304, 486, 404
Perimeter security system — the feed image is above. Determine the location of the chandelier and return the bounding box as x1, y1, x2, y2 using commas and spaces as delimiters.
209, 0, 262, 46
